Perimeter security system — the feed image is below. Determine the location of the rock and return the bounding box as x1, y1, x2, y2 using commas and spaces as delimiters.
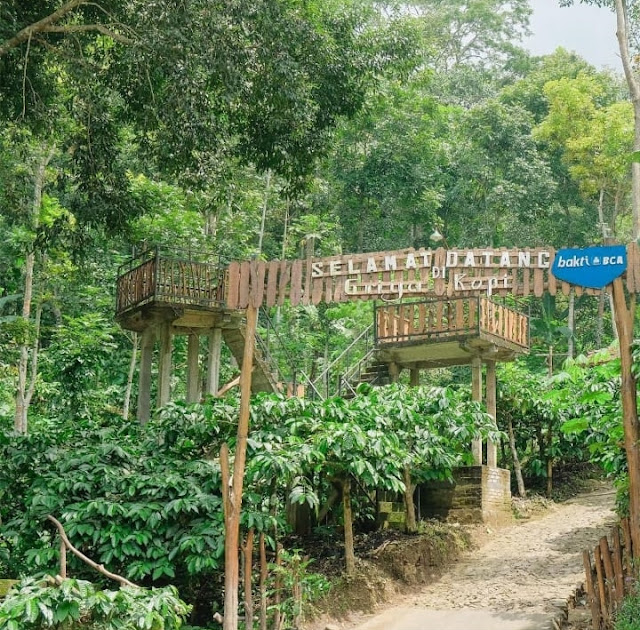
568, 608, 592, 624
325, 624, 340, 630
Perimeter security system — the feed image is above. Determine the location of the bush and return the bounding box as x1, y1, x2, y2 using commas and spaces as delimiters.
616, 589, 640, 630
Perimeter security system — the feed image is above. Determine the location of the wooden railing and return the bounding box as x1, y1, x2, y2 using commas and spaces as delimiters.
375, 297, 528, 349
116, 249, 226, 316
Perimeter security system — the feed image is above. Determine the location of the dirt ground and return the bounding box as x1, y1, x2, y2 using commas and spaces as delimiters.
311, 482, 616, 629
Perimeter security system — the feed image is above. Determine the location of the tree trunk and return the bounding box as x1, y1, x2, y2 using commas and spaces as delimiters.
614, 0, 640, 239
596, 291, 605, 347
257, 170, 271, 256
546, 421, 553, 499
507, 415, 526, 498
611, 277, 640, 559
567, 290, 575, 360
341, 476, 356, 575
122, 332, 138, 420
14, 145, 53, 434
403, 466, 417, 534
222, 300, 258, 630
242, 529, 254, 630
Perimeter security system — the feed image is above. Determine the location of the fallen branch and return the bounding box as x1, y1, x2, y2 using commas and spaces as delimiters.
47, 515, 138, 588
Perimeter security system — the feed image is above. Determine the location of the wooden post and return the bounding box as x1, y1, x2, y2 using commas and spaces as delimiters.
137, 327, 155, 424
157, 321, 173, 408
611, 276, 640, 559
222, 300, 258, 630
409, 367, 420, 387
186, 333, 200, 403
582, 550, 600, 630
206, 328, 223, 396
486, 360, 498, 468
259, 533, 268, 630
594, 544, 609, 626
471, 356, 483, 465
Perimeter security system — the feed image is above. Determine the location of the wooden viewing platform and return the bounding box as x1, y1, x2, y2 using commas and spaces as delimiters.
116, 248, 228, 330
374, 297, 529, 368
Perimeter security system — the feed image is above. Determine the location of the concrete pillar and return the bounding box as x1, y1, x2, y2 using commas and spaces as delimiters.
486, 360, 498, 467
410, 367, 420, 387
137, 327, 155, 424
471, 356, 483, 465
206, 328, 223, 396
186, 333, 200, 403
389, 362, 400, 383
157, 322, 172, 408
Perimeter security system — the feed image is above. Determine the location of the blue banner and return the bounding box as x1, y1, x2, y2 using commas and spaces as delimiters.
551, 245, 627, 289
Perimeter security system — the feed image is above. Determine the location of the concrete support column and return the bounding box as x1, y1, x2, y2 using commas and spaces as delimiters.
486, 360, 498, 468
471, 356, 483, 465
206, 328, 223, 396
389, 361, 400, 384
410, 367, 420, 387
186, 333, 200, 403
137, 327, 155, 425
157, 322, 173, 408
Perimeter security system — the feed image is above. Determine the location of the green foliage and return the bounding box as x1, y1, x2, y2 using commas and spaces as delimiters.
615, 586, 640, 630
0, 577, 190, 630
268, 550, 331, 628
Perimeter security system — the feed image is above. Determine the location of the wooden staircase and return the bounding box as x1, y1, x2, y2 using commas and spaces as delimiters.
222, 325, 279, 394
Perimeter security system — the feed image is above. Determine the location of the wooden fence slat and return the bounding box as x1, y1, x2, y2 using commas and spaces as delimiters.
252, 261, 266, 308
600, 536, 617, 616
621, 517, 633, 578
265, 261, 280, 308
290, 260, 303, 305
277, 261, 291, 306
611, 526, 625, 602
548, 248, 556, 296
594, 544, 609, 626
583, 550, 601, 630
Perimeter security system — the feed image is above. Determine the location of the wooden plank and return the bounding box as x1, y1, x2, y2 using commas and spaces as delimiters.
418, 302, 427, 335
238, 261, 251, 309
622, 517, 633, 578
594, 544, 609, 627
600, 536, 616, 613
533, 267, 544, 297
611, 526, 625, 602
290, 260, 303, 305
522, 266, 530, 297
277, 260, 291, 306
252, 261, 266, 308
548, 248, 556, 296
312, 276, 324, 305
265, 260, 280, 308
583, 550, 601, 630
626, 243, 635, 293
562, 280, 571, 296
323, 274, 334, 304
435, 301, 444, 331
434, 247, 446, 296
302, 257, 313, 306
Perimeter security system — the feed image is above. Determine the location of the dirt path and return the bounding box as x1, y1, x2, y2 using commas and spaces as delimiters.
343, 485, 616, 629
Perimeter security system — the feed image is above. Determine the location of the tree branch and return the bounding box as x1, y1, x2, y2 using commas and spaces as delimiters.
40, 24, 134, 45
0, 0, 86, 56
47, 515, 139, 588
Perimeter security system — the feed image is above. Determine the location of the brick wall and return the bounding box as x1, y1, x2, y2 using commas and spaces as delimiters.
418, 465, 512, 526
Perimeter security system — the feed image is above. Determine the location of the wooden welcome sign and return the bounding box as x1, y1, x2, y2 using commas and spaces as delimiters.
225, 243, 640, 309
